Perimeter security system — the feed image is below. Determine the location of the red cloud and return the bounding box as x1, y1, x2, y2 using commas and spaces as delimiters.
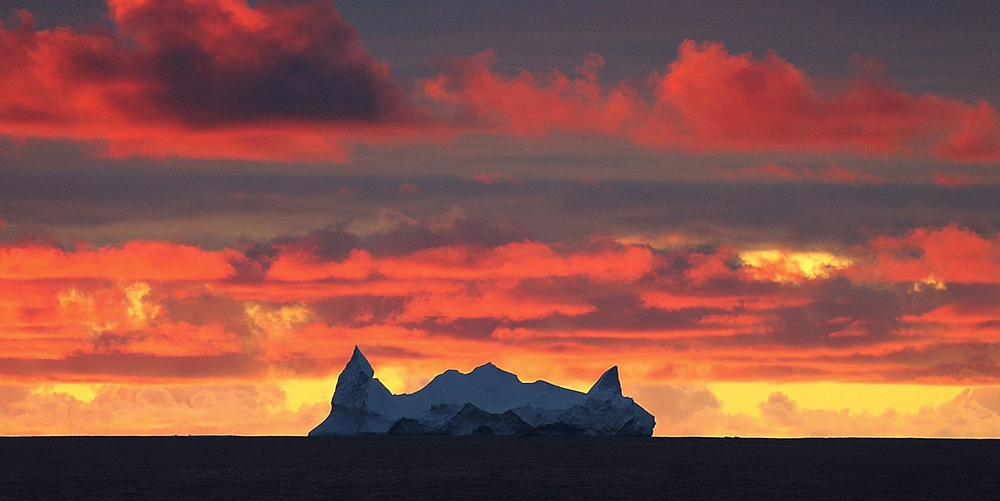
2, 5, 998, 162
821, 164, 884, 185
854, 224, 1000, 284
266, 240, 659, 283
466, 172, 523, 185
932, 171, 994, 188
422, 51, 640, 138
424, 41, 1000, 162
0, 0, 422, 161
719, 163, 883, 184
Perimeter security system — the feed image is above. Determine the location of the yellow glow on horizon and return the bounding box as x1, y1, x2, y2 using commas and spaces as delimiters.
740, 250, 852, 282
282, 379, 969, 421
279, 376, 340, 411
278, 364, 427, 412
38, 384, 100, 403
709, 382, 967, 416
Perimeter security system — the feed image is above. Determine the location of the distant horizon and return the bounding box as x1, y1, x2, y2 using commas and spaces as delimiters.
2, 0, 1000, 438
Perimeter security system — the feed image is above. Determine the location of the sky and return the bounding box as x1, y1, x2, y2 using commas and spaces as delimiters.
1, 0, 1000, 437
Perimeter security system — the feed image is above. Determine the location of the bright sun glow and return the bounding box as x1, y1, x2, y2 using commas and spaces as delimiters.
740, 250, 853, 283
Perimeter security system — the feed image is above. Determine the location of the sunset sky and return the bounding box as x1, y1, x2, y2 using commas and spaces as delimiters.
2, 0, 1000, 437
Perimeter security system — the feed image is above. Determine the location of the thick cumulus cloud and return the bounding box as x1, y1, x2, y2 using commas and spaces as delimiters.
0, 0, 417, 160
422, 41, 1000, 162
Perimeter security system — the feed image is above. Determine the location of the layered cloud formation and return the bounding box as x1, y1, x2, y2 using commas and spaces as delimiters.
1, 0, 998, 162
0, 222, 1000, 384
3, 215, 1000, 434
2, 0, 1000, 436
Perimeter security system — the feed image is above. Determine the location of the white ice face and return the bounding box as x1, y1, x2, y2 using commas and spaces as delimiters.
309, 347, 655, 436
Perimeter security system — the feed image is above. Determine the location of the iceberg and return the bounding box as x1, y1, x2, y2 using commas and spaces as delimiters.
309, 346, 655, 436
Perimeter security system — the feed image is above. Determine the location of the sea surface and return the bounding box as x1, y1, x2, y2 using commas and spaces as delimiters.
1, 436, 997, 500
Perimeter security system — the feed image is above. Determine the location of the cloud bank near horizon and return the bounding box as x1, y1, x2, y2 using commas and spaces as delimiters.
4, 219, 1000, 386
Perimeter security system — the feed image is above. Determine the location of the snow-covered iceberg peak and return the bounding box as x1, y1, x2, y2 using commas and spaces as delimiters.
587, 366, 622, 398
309, 347, 656, 436
331, 346, 376, 411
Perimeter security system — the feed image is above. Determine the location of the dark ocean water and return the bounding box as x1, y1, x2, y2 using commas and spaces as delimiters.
1, 436, 997, 500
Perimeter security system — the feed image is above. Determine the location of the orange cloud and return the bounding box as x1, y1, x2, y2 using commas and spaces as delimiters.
8, 223, 1000, 437
424, 41, 1000, 161
268, 240, 659, 283
0, 241, 237, 280
855, 224, 1000, 284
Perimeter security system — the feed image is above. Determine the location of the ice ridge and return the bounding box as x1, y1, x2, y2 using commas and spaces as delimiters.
309, 348, 655, 436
